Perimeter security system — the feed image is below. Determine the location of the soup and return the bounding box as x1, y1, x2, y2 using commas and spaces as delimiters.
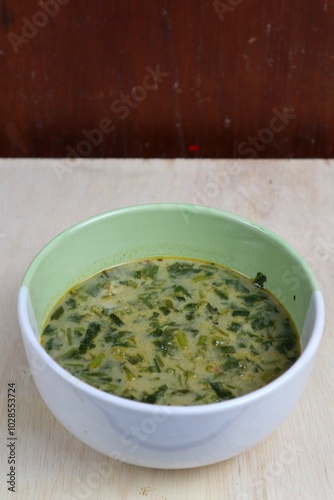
41, 258, 300, 405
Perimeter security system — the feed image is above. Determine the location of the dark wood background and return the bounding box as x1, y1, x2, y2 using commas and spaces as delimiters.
1, 0, 334, 158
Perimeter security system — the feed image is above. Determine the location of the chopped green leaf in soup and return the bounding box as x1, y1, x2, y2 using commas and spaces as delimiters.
41, 257, 300, 406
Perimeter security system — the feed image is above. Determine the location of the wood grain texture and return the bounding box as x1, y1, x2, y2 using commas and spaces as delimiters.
0, 1, 334, 158
0, 158, 333, 500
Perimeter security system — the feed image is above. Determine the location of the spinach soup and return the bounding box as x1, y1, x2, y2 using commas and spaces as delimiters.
41, 258, 300, 405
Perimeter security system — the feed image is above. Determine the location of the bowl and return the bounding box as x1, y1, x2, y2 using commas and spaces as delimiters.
17, 204, 324, 469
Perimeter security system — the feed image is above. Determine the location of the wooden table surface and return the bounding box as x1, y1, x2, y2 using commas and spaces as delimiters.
0, 158, 333, 500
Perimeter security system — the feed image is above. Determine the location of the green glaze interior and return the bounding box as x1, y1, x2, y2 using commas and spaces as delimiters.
22, 204, 319, 342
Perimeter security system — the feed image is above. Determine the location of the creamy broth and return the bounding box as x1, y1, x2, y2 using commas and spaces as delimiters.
41, 258, 300, 405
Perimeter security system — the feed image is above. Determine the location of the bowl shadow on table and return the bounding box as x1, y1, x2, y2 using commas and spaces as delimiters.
60, 444, 241, 499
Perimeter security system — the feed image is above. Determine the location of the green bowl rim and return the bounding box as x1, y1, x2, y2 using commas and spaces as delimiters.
21, 202, 321, 292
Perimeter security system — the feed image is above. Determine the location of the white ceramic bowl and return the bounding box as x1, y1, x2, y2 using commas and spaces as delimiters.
17, 204, 324, 469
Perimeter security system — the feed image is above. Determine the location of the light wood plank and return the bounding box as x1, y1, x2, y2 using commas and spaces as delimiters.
0, 159, 333, 500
